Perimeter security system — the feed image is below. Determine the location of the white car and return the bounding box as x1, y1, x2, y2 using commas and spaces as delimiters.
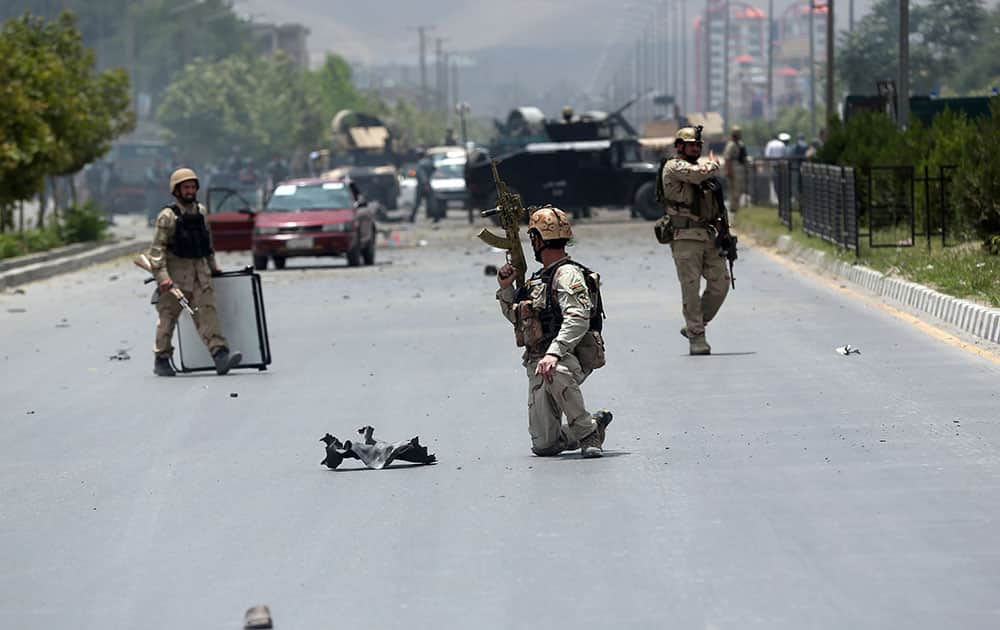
429, 157, 469, 217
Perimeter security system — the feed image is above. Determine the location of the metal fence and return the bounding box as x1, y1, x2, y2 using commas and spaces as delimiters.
800, 163, 859, 254
742, 157, 804, 229
855, 165, 959, 251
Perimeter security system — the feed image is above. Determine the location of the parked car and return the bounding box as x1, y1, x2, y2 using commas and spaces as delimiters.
430, 156, 470, 220
205, 178, 376, 270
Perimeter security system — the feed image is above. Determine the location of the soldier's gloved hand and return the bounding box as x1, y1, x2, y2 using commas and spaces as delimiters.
497, 263, 517, 289
535, 354, 560, 384
211, 267, 223, 277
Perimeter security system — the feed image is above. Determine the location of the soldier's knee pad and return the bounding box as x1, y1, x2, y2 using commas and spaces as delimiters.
531, 443, 563, 457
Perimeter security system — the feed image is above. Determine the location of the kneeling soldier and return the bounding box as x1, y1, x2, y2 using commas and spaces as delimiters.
495, 207, 612, 458
148, 168, 242, 376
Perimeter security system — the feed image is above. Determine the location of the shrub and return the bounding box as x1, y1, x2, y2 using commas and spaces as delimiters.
60, 202, 107, 243
0, 234, 27, 259
21, 227, 64, 252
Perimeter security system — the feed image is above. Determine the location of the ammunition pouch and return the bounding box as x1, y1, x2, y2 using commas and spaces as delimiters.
575, 330, 606, 372
654, 215, 674, 244
515, 301, 544, 349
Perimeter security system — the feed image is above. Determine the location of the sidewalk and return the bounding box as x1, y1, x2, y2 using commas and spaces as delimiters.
0, 214, 150, 291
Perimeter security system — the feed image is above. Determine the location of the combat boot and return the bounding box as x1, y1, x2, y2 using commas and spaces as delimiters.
212, 348, 243, 375
580, 409, 614, 458
689, 334, 712, 355
153, 356, 176, 377
679, 327, 691, 339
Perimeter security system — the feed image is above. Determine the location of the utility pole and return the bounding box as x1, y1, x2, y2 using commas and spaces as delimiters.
767, 0, 774, 121
849, 0, 854, 32
672, 0, 680, 105
809, 0, 817, 137
898, 0, 909, 128
723, 0, 730, 125
451, 58, 459, 117
435, 37, 445, 112
825, 0, 835, 129
704, 1, 711, 112
411, 26, 432, 110
681, 0, 688, 113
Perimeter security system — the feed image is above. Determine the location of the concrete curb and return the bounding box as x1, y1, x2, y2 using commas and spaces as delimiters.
773, 233, 1000, 345
0, 239, 150, 290
0, 242, 98, 273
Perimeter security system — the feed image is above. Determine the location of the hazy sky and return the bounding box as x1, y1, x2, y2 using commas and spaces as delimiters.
230, 0, 875, 116
232, 0, 874, 67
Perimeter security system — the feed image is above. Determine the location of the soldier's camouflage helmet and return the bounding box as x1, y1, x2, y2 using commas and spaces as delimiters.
675, 127, 702, 144
169, 168, 199, 194
528, 206, 573, 241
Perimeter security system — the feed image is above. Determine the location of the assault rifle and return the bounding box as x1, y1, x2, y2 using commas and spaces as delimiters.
699, 176, 738, 290
133, 254, 197, 315
476, 161, 528, 291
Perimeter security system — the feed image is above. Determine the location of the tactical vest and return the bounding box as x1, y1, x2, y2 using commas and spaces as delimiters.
167, 204, 214, 259
519, 260, 604, 351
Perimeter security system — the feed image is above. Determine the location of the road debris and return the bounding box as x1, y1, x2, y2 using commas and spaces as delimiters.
7, 308, 26, 314
230, 392, 239, 398
243, 604, 273, 629
484, 264, 498, 276
835, 344, 861, 356
108, 349, 131, 361
320, 425, 437, 470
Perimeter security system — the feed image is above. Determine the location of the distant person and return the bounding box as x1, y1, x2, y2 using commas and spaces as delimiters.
765, 133, 789, 204
266, 154, 289, 189
791, 133, 809, 158
410, 151, 437, 223
722, 125, 747, 215
561, 105, 575, 123
765, 133, 787, 158
144, 157, 167, 226
443, 127, 458, 145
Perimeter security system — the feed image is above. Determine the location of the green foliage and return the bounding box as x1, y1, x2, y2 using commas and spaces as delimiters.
0, 225, 65, 258
838, 0, 986, 95
157, 54, 325, 165
735, 107, 824, 151
0, 11, 134, 223
60, 202, 107, 243
952, 99, 1000, 250
814, 99, 1000, 249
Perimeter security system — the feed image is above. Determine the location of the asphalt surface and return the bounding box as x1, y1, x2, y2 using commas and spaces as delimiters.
2, 213, 999, 629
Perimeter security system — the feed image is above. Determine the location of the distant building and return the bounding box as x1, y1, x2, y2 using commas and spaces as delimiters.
775, 0, 828, 109
251, 22, 311, 69
694, 0, 767, 120
693, 0, 828, 121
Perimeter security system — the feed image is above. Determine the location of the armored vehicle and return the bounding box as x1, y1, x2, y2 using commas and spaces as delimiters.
325, 110, 400, 210
466, 101, 662, 220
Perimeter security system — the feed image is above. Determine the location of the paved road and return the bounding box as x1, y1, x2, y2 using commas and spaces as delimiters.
2, 217, 999, 629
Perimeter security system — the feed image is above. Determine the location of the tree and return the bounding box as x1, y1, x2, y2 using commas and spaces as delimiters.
157, 53, 326, 166
838, 0, 985, 95
0, 12, 133, 228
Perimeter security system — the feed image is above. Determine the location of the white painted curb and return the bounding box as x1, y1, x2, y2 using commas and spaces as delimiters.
773, 234, 1000, 344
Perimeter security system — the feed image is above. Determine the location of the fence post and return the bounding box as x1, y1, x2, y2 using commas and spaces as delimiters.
924, 164, 931, 252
